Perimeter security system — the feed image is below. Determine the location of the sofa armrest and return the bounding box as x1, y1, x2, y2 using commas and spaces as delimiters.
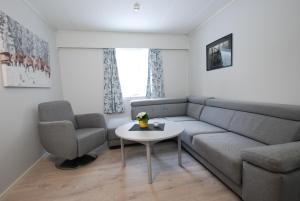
242, 142, 300, 173
242, 161, 300, 201
39, 120, 77, 159
75, 113, 106, 129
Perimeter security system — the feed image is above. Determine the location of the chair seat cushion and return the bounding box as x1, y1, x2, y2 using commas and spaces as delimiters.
192, 132, 265, 185
164, 116, 196, 122
180, 121, 226, 146
76, 128, 106, 157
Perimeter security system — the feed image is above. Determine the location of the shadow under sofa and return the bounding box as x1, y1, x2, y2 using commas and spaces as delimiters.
106, 96, 300, 201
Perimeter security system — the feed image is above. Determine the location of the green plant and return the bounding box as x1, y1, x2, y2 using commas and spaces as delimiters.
136, 112, 149, 122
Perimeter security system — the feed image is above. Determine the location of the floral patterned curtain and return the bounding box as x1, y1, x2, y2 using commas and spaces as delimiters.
103, 48, 124, 113
146, 49, 165, 98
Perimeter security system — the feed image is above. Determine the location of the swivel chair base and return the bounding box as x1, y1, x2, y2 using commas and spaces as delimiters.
55, 154, 97, 170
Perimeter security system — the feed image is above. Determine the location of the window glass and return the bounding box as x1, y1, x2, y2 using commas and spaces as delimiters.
116, 48, 148, 97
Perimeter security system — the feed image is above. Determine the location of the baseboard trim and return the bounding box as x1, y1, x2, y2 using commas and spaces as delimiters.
0, 153, 47, 199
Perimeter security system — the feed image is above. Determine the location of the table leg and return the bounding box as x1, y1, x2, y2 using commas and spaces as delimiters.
151, 143, 154, 155
178, 135, 182, 167
146, 142, 152, 184
120, 138, 125, 167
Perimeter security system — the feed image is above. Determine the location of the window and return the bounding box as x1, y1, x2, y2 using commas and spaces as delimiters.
116, 48, 148, 97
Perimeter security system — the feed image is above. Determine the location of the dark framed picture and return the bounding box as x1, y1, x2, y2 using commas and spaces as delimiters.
206, 33, 232, 71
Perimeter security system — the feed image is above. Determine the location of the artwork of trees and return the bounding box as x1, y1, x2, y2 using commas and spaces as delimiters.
0, 10, 51, 87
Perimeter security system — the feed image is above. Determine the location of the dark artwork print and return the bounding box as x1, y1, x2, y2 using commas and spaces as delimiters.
0, 10, 51, 87
206, 34, 232, 71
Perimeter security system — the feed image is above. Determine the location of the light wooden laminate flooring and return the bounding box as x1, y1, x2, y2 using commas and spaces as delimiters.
1, 142, 240, 201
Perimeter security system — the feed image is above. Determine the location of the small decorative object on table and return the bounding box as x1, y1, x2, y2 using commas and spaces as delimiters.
136, 112, 149, 128
153, 122, 159, 128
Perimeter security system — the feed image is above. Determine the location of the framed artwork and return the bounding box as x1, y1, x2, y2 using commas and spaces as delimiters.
206, 33, 232, 71
0, 10, 51, 88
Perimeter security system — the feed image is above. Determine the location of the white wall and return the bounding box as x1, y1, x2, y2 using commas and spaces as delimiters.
162, 50, 189, 98
59, 48, 189, 116
57, 30, 189, 50
59, 48, 103, 114
0, 0, 62, 195
189, 0, 300, 105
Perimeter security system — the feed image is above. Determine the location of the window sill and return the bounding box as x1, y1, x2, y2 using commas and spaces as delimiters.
123, 96, 147, 101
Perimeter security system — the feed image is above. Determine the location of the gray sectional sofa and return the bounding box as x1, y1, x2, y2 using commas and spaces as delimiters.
107, 96, 300, 201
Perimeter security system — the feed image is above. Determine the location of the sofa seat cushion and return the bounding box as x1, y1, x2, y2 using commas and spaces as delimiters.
76, 128, 106, 157
192, 132, 265, 185
107, 116, 132, 140
180, 121, 226, 146
164, 116, 196, 122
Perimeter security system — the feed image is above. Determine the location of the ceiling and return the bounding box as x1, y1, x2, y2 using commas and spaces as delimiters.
25, 0, 232, 34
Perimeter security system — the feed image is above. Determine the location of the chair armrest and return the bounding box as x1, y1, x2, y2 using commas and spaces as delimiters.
241, 142, 300, 173
39, 120, 77, 159
75, 113, 106, 129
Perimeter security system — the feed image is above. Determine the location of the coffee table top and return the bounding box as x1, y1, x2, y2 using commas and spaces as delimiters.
115, 121, 184, 142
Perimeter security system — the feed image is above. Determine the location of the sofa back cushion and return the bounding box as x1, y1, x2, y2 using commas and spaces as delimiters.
206, 98, 300, 121
200, 106, 235, 129
228, 111, 300, 145
187, 103, 203, 120
186, 96, 208, 120
131, 98, 187, 119
206, 98, 300, 145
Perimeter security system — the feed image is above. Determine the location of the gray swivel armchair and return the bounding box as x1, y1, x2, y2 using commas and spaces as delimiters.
38, 100, 106, 169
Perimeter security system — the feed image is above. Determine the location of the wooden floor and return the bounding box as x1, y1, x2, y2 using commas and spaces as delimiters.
1, 142, 240, 201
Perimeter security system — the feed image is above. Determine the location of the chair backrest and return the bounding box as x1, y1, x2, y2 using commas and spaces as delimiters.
38, 100, 78, 128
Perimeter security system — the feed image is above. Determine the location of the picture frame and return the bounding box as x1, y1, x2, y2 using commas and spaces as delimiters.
0, 10, 51, 88
206, 33, 233, 71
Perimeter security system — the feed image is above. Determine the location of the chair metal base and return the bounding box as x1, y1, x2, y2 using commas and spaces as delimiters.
55, 154, 97, 170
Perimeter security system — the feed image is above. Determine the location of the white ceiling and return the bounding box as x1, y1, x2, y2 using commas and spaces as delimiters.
25, 0, 232, 34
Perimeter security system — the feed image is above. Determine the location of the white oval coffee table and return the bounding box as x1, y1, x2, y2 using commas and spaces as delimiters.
115, 121, 184, 184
